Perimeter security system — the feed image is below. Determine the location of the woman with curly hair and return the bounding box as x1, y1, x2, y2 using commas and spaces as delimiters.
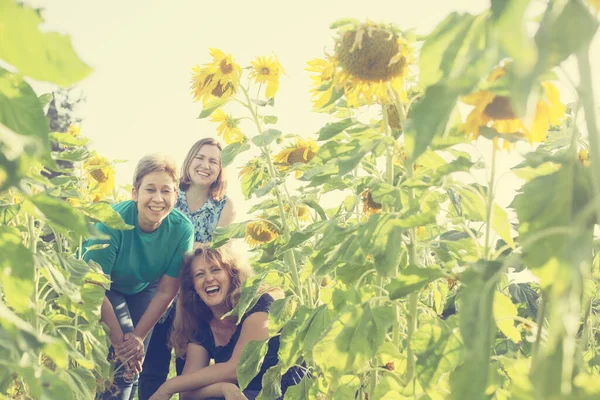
149, 246, 303, 400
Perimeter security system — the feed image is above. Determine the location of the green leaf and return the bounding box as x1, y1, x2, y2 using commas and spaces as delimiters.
80, 202, 134, 230
268, 297, 298, 337
277, 305, 312, 371
275, 220, 328, 256
0, 0, 92, 85
221, 141, 251, 168
52, 147, 91, 162
453, 186, 486, 221
252, 129, 282, 147
386, 265, 446, 300
491, 0, 537, 74
263, 115, 278, 124
256, 364, 283, 400
411, 319, 463, 389
197, 97, 230, 119
0, 226, 34, 313
283, 376, 314, 400
0, 67, 49, 147
535, 0, 598, 71
493, 291, 521, 343
251, 98, 268, 107
237, 339, 269, 391
211, 221, 249, 248
358, 214, 405, 277
317, 118, 355, 141
49, 132, 89, 147
38, 93, 52, 107
58, 368, 95, 400
313, 303, 394, 376
492, 203, 514, 249
29, 194, 89, 236
301, 199, 328, 221
370, 183, 402, 211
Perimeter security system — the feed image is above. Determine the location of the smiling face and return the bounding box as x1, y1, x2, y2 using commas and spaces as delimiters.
191, 255, 232, 316
187, 144, 221, 188
132, 171, 177, 232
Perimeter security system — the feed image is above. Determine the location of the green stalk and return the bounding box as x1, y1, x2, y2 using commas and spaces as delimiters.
576, 46, 600, 225
240, 85, 304, 304
484, 146, 497, 260
26, 214, 39, 334
532, 293, 547, 367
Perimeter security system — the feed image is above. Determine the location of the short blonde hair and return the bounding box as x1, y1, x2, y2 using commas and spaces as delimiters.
179, 138, 227, 201
133, 154, 179, 190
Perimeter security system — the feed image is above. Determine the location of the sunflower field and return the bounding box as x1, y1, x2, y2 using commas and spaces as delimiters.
3, 0, 600, 399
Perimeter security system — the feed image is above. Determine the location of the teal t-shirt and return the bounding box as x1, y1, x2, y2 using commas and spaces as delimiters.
83, 200, 194, 294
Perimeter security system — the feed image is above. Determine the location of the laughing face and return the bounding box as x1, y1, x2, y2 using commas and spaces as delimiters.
191, 255, 232, 315
188, 144, 221, 188
132, 171, 177, 232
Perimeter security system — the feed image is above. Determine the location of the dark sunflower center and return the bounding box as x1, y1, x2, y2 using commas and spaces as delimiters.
260, 67, 270, 75
483, 96, 516, 120
212, 81, 233, 98
385, 104, 402, 130
220, 60, 233, 74
90, 169, 108, 183
287, 147, 315, 164
337, 28, 405, 82
248, 225, 275, 242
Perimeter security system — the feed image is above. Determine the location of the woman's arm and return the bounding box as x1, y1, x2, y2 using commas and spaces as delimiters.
151, 312, 269, 397
134, 275, 180, 340
216, 198, 236, 227
101, 295, 124, 345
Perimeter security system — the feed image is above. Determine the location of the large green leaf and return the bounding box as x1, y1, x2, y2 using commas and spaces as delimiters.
317, 118, 356, 141
268, 297, 298, 337
312, 303, 394, 376
197, 97, 230, 119
387, 265, 446, 300
358, 213, 405, 277
221, 141, 251, 168
277, 305, 312, 371
252, 129, 282, 147
256, 364, 283, 400
237, 339, 269, 391
0, 67, 49, 145
0, 226, 34, 313
80, 202, 134, 230
211, 220, 249, 248
411, 318, 463, 388
0, 0, 92, 85
29, 194, 90, 237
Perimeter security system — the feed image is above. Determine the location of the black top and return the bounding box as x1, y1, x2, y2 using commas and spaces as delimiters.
193, 294, 303, 392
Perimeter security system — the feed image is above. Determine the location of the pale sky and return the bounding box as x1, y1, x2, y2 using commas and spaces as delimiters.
28, 0, 600, 216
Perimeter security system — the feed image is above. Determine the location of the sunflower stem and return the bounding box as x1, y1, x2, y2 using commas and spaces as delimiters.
532, 293, 547, 368
576, 46, 600, 226
484, 145, 497, 260
241, 85, 304, 304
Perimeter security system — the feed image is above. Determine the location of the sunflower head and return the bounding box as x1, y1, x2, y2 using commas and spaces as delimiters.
85, 153, 113, 183
284, 204, 311, 222
274, 138, 319, 166
335, 22, 407, 82
210, 109, 245, 145
67, 125, 81, 137
190, 48, 241, 104
461, 62, 566, 149
250, 55, 285, 99
578, 149, 591, 167
306, 56, 339, 109
245, 220, 280, 247
361, 189, 382, 216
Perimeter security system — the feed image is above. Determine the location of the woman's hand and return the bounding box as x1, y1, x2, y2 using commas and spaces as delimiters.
148, 385, 173, 400
115, 332, 144, 362
222, 383, 248, 400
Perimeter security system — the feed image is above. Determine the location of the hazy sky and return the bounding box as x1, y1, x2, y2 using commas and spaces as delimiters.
28, 0, 600, 215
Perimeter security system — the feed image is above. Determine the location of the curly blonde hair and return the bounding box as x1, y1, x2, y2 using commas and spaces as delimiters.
170, 245, 253, 357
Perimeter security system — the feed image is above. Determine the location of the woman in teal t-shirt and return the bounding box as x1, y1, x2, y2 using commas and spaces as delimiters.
84, 154, 194, 400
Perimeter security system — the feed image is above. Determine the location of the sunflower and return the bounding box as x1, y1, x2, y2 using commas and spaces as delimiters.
589, 0, 600, 11
274, 138, 318, 165
245, 219, 280, 247
191, 48, 241, 104
462, 63, 566, 149
306, 56, 337, 109
210, 109, 245, 145
67, 124, 81, 137
284, 204, 311, 222
333, 21, 413, 107
578, 149, 591, 167
249, 55, 285, 99
84, 152, 116, 200
362, 189, 382, 216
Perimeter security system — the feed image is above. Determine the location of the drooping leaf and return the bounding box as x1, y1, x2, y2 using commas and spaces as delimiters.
221, 141, 251, 168
49, 132, 89, 147
268, 297, 298, 337
492, 291, 521, 343
358, 213, 405, 277
197, 97, 230, 119
0, 0, 92, 85
256, 364, 283, 400
237, 339, 269, 391
263, 115, 278, 124
29, 194, 89, 236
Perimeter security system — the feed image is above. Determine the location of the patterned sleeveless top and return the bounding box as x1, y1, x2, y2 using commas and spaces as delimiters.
175, 190, 227, 243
